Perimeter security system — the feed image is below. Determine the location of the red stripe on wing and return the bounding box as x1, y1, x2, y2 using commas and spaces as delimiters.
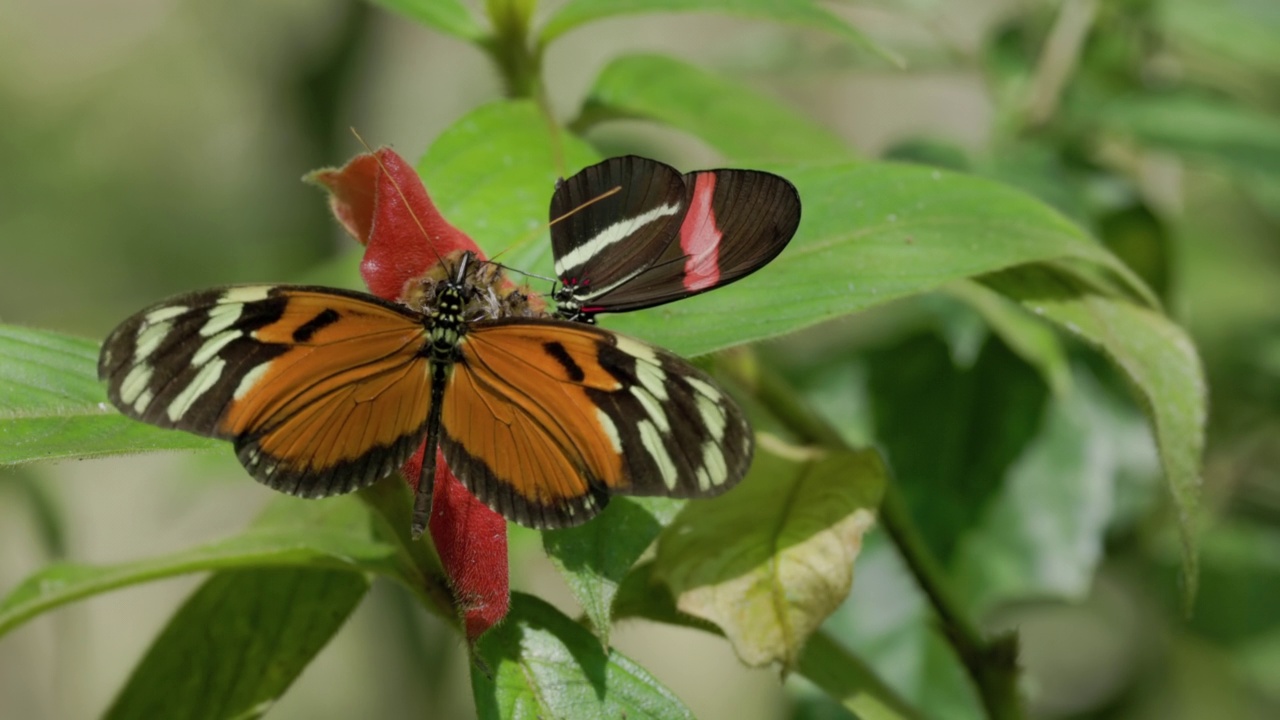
679, 172, 724, 292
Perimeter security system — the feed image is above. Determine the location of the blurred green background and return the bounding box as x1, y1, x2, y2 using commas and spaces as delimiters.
1, 0, 1278, 718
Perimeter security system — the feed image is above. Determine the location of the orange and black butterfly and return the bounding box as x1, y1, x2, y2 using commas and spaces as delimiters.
98, 250, 754, 535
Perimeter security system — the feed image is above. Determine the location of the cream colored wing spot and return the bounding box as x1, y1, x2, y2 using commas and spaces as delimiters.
635, 361, 669, 403
684, 376, 718, 400
192, 330, 240, 367
134, 319, 174, 359
614, 335, 669, 401
119, 364, 153, 406
629, 384, 670, 433
613, 335, 658, 364
694, 393, 727, 442
234, 362, 272, 401
699, 441, 728, 489
696, 465, 712, 492
200, 303, 244, 338
638, 418, 678, 490
221, 286, 274, 304
595, 407, 623, 454
143, 305, 189, 325
166, 358, 226, 422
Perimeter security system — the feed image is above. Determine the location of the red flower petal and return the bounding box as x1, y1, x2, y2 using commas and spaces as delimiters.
309, 148, 479, 298
312, 148, 510, 642
399, 445, 511, 644
307, 153, 378, 245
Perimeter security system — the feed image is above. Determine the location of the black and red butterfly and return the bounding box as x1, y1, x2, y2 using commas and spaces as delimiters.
98, 156, 799, 535
550, 155, 800, 323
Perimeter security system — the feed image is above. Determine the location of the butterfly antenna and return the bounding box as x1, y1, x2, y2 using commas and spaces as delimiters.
350, 127, 448, 269
550, 184, 621, 226
491, 261, 556, 285
473, 183, 621, 294
499, 184, 623, 259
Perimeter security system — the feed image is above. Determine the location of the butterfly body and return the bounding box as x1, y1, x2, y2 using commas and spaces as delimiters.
99, 251, 753, 534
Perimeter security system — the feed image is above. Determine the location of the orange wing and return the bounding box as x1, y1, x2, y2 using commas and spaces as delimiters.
99, 285, 434, 498
439, 318, 753, 528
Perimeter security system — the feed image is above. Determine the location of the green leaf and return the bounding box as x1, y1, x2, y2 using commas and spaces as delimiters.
980, 141, 1091, 225
367, 0, 488, 41
416, 100, 600, 275
943, 281, 1073, 397
1097, 203, 1173, 303
105, 568, 369, 720
984, 265, 1206, 601
0, 467, 68, 558
471, 592, 695, 719
1175, 519, 1280, 645
868, 332, 1050, 565
652, 441, 885, 671
883, 137, 973, 173
0, 325, 221, 465
600, 162, 1156, 358
575, 53, 853, 164
419, 115, 1158, 373
1099, 93, 1280, 176
613, 563, 921, 718
539, 0, 883, 57
1239, 627, 1280, 706
953, 365, 1159, 614
798, 632, 926, 720
0, 493, 420, 639
542, 497, 682, 646
1161, 0, 1280, 76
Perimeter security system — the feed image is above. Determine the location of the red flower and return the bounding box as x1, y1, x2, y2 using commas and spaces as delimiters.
309, 148, 509, 642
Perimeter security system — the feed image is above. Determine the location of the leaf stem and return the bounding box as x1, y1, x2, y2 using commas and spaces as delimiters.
727, 359, 1026, 720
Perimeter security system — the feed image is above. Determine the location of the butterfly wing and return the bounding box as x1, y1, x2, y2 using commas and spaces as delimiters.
98, 285, 434, 497
440, 318, 753, 528
551, 155, 801, 318
551, 155, 686, 308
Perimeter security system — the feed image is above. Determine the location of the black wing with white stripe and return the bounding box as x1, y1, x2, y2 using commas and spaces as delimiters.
550, 155, 801, 322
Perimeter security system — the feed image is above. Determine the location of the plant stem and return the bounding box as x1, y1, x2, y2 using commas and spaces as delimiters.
482, 0, 565, 174
1024, 0, 1098, 127
878, 485, 1023, 720
483, 0, 540, 99
729, 360, 1026, 720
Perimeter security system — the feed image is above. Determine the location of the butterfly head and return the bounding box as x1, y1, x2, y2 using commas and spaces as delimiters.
423, 256, 474, 363
399, 250, 546, 327
551, 278, 601, 324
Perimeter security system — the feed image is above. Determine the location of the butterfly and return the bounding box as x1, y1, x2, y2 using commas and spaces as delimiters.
98, 250, 754, 535
550, 155, 801, 323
